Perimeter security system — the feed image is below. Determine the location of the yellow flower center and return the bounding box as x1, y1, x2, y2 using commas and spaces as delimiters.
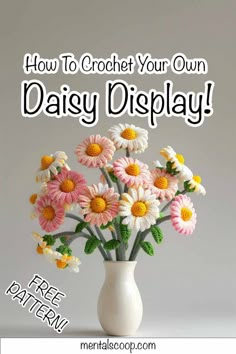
42, 206, 55, 220
37, 245, 50, 255
29, 193, 38, 204
154, 176, 169, 189
41, 155, 54, 170
175, 154, 185, 165
125, 163, 140, 176
56, 260, 67, 269
60, 179, 75, 193
86, 143, 103, 156
193, 175, 202, 184
121, 128, 137, 140
90, 197, 107, 213
131, 201, 147, 217
181, 207, 192, 222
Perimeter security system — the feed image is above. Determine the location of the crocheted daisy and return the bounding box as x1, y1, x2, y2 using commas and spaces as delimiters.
78, 183, 119, 226
170, 194, 197, 235
149, 168, 178, 201
108, 123, 148, 153
43, 248, 81, 272
160, 146, 192, 180
36, 151, 69, 182
113, 157, 151, 188
188, 175, 206, 195
35, 195, 65, 232
75, 135, 115, 168
47, 168, 87, 206
32, 232, 51, 254
29, 183, 48, 219
119, 186, 160, 232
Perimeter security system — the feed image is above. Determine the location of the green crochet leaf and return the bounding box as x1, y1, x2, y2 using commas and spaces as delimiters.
75, 221, 88, 233
60, 236, 68, 244
43, 234, 56, 246
150, 225, 164, 244
120, 224, 132, 243
100, 221, 113, 230
56, 245, 72, 256
104, 239, 120, 250
184, 181, 196, 193
140, 241, 154, 256
84, 237, 101, 255
166, 161, 178, 176
108, 171, 118, 183
159, 212, 165, 218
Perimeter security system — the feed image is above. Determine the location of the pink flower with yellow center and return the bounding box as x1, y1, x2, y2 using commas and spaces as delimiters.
75, 135, 115, 168
170, 194, 197, 235
113, 157, 151, 187
47, 168, 87, 206
78, 183, 119, 226
36, 195, 65, 232
149, 168, 178, 201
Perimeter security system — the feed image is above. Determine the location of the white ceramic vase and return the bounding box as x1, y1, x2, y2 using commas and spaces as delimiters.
97, 261, 143, 336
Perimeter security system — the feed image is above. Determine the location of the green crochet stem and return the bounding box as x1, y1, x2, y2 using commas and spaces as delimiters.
100, 167, 112, 188
114, 218, 126, 261
52, 231, 75, 239
116, 180, 123, 196
128, 231, 142, 261
95, 225, 113, 260
52, 231, 109, 260
129, 215, 171, 261
161, 189, 187, 213
65, 213, 94, 236
126, 148, 130, 158
111, 230, 119, 260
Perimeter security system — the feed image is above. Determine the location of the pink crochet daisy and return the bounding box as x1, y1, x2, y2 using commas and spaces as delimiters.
36, 195, 65, 232
75, 135, 115, 168
170, 194, 197, 235
113, 157, 151, 188
149, 168, 178, 201
47, 168, 87, 206
78, 183, 119, 226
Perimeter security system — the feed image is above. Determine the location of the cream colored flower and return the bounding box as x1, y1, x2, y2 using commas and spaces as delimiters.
160, 146, 192, 181
32, 232, 50, 254
108, 124, 148, 153
29, 183, 48, 219
188, 175, 206, 195
43, 248, 81, 273
36, 151, 70, 182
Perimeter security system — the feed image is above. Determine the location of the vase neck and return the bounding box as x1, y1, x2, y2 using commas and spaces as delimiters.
103, 261, 137, 281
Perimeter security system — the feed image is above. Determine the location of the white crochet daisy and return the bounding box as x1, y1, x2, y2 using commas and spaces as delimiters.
108, 124, 148, 153
36, 151, 70, 182
43, 248, 81, 273
119, 186, 160, 232
188, 175, 206, 195
160, 146, 192, 180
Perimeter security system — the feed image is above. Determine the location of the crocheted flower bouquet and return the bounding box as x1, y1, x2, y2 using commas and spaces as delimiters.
30, 124, 206, 272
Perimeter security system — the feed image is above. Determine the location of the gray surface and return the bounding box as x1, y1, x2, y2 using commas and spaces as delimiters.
0, 0, 236, 337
